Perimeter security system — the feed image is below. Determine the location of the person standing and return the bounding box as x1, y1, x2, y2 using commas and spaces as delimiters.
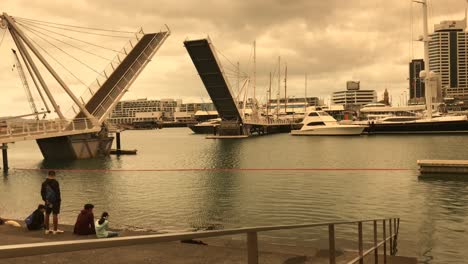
41, 170, 64, 234
73, 204, 96, 235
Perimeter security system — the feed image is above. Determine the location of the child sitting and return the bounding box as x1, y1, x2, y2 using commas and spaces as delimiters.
95, 212, 118, 238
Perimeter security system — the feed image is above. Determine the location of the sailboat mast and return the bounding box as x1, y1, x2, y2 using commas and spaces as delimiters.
268, 72, 271, 119
277, 56, 281, 116
304, 73, 307, 112
422, 0, 432, 119
253, 40, 256, 103
284, 64, 288, 112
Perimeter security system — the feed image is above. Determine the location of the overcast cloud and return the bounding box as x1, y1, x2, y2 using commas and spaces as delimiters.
0, 0, 467, 117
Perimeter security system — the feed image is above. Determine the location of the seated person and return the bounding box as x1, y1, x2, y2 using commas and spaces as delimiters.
25, 204, 46, 230
73, 204, 96, 235
95, 212, 118, 238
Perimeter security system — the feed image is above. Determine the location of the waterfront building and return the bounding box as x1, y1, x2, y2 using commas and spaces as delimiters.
267, 97, 321, 114
409, 59, 425, 104
108, 98, 215, 125
428, 18, 468, 102
331, 81, 377, 107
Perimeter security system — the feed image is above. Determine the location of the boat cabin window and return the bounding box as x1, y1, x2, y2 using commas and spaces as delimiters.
308, 112, 319, 117
317, 111, 330, 116
383, 117, 418, 122
307, 122, 326, 126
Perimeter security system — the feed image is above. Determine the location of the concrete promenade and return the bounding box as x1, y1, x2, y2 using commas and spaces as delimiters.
0, 223, 417, 264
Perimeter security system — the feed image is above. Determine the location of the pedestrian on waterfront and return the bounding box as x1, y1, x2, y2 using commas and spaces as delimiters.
73, 203, 96, 235
95, 212, 118, 238
25, 204, 46, 230
41, 170, 64, 234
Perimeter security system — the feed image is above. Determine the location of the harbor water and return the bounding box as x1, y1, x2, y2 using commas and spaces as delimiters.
1, 128, 468, 263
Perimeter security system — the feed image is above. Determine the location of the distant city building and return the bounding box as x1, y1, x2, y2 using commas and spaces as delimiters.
379, 89, 390, 105
429, 18, 468, 100
267, 97, 321, 113
346, 81, 360, 91
267, 97, 320, 106
409, 59, 425, 104
108, 98, 215, 125
331, 81, 377, 106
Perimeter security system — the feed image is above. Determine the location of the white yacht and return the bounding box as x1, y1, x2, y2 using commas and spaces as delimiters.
291, 110, 366, 136
188, 118, 221, 134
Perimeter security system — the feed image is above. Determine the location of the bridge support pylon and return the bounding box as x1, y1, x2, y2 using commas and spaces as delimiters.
115, 132, 121, 156
36, 128, 113, 160
2, 143, 8, 174
215, 121, 250, 136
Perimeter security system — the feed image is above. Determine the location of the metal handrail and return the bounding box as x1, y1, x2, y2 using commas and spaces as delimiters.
0, 118, 99, 141
90, 32, 169, 122
0, 218, 400, 263
63, 31, 145, 117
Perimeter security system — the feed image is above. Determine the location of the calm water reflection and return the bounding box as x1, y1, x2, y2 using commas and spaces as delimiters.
1, 128, 468, 263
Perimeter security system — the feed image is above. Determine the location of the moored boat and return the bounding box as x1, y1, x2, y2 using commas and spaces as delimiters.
189, 118, 221, 134
291, 110, 366, 136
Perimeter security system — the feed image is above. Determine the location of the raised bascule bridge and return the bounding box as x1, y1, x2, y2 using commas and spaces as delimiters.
184, 38, 298, 138
0, 13, 170, 161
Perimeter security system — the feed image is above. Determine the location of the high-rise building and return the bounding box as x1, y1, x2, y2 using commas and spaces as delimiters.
409, 59, 425, 103
428, 18, 468, 100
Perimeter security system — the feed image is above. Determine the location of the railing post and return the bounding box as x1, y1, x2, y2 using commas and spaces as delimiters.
383, 220, 387, 264
358, 222, 363, 264
247, 232, 258, 264
389, 219, 393, 255
373, 220, 378, 264
393, 218, 398, 255
329, 224, 336, 264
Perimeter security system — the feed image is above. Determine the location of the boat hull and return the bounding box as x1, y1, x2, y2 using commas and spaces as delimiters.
189, 124, 216, 134
364, 120, 468, 134
291, 126, 365, 136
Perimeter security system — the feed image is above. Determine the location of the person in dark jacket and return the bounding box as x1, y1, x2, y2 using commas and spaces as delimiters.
40, 170, 63, 234
73, 204, 96, 235
26, 204, 46, 230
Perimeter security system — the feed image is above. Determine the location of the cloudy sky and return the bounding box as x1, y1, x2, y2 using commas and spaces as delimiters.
0, 0, 467, 118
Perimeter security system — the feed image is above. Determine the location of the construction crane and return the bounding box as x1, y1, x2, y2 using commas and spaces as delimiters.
12, 48, 39, 120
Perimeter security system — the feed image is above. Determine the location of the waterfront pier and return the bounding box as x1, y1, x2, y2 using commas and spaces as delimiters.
0, 218, 417, 264
184, 38, 300, 138
418, 159, 468, 175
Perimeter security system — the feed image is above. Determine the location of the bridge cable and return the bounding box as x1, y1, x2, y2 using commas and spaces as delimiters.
0, 28, 6, 48
212, 44, 249, 77
14, 16, 137, 34
18, 22, 113, 61
19, 23, 106, 77
15, 21, 126, 54
13, 19, 132, 38
17, 28, 90, 87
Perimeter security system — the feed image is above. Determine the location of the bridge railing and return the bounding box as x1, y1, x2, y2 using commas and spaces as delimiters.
0, 118, 99, 140
0, 217, 400, 263
243, 116, 296, 125
90, 32, 169, 122
64, 31, 146, 118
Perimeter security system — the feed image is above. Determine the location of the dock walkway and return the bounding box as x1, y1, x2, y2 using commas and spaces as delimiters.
418, 159, 468, 175
0, 223, 417, 264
